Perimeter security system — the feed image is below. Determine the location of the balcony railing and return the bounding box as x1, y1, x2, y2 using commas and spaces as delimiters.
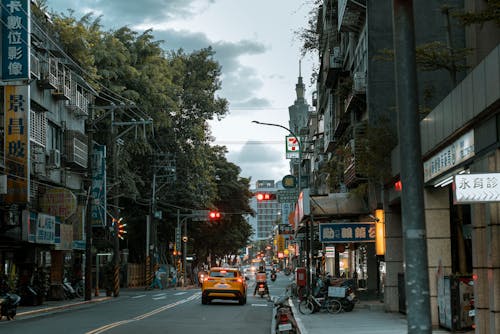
338, 0, 366, 33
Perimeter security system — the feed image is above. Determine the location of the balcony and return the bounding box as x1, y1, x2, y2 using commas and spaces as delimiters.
338, 0, 366, 33
64, 131, 88, 168
65, 88, 89, 117
30, 53, 40, 79
325, 47, 343, 86
52, 67, 71, 101
38, 58, 59, 90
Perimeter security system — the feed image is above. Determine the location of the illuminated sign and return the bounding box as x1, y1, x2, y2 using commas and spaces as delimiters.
454, 173, 500, 203
319, 222, 376, 243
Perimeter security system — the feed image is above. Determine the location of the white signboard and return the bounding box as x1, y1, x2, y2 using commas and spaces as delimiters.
424, 130, 474, 182
454, 173, 500, 203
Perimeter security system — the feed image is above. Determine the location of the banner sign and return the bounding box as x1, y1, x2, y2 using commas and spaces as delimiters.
4, 85, 30, 203
1, 0, 30, 81
91, 144, 107, 226
319, 222, 376, 243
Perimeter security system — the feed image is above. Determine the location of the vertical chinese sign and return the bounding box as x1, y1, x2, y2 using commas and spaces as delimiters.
4, 85, 30, 203
2, 0, 30, 82
2, 0, 31, 204
91, 144, 107, 226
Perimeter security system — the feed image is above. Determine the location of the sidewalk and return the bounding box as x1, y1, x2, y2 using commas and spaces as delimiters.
287, 294, 473, 334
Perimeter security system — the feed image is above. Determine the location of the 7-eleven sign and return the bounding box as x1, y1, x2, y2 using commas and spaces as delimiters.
286, 135, 300, 159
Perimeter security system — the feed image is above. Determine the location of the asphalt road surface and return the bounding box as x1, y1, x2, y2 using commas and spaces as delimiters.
1, 273, 293, 334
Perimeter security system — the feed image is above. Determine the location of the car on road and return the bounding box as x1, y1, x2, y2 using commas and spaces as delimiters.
201, 267, 247, 305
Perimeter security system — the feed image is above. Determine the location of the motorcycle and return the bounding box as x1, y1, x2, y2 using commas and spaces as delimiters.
271, 272, 277, 282
0, 292, 21, 321
284, 267, 291, 276
274, 295, 298, 334
257, 282, 268, 298
62, 277, 77, 299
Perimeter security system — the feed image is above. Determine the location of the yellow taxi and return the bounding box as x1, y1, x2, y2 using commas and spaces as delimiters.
201, 267, 247, 305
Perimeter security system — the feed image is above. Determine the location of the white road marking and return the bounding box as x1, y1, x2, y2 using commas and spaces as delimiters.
251, 303, 268, 307
131, 295, 146, 299
152, 293, 166, 297
153, 296, 167, 300
86, 292, 201, 334
173, 292, 187, 296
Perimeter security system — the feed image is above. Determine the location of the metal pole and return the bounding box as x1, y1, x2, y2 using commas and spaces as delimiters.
392, 1, 432, 332
111, 110, 120, 297
251, 120, 309, 293
85, 107, 94, 301
183, 217, 187, 287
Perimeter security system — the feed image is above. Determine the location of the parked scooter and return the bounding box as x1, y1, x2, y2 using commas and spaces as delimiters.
0, 277, 21, 320
62, 277, 77, 299
274, 295, 298, 334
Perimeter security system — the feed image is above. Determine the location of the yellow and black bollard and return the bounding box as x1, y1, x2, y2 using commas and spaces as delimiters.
113, 264, 120, 297
145, 256, 152, 288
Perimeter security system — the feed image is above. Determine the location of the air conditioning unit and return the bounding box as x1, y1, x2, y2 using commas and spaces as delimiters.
48, 149, 61, 168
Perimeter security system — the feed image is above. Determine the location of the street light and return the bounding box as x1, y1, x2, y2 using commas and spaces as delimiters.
251, 120, 311, 295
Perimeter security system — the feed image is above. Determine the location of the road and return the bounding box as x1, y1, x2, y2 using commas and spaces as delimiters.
1, 272, 293, 334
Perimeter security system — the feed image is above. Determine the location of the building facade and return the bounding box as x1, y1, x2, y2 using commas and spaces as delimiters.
1, 1, 96, 301
296, 1, 499, 332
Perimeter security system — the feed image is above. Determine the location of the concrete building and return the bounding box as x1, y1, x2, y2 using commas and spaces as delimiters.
249, 180, 281, 241
293, 1, 499, 332
1, 2, 96, 300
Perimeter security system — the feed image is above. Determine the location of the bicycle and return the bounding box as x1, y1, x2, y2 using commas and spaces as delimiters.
298, 293, 342, 315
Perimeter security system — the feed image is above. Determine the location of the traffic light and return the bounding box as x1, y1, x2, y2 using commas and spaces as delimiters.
113, 218, 127, 240
256, 193, 276, 201
208, 210, 221, 221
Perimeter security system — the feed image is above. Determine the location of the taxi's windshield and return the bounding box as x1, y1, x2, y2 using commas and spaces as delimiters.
210, 270, 237, 278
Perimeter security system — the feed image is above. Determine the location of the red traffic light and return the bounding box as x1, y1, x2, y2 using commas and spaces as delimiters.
209, 211, 221, 220
256, 193, 276, 201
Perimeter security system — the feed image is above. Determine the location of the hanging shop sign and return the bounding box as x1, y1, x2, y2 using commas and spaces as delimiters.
319, 222, 376, 243
454, 173, 500, 203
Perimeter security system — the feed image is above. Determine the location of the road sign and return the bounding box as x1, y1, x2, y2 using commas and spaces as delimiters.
191, 210, 210, 221
454, 173, 500, 203
282, 175, 297, 189
277, 189, 299, 203
319, 223, 376, 243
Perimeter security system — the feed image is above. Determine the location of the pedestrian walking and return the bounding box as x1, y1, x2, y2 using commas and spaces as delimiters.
149, 268, 163, 290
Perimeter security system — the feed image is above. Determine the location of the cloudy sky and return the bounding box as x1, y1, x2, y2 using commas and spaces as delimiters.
46, 0, 317, 187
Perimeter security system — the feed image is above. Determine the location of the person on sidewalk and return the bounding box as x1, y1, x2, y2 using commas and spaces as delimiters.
149, 269, 163, 290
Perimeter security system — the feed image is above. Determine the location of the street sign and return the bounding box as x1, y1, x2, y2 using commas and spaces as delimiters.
282, 175, 297, 189
454, 173, 500, 203
277, 189, 299, 203
175, 227, 181, 247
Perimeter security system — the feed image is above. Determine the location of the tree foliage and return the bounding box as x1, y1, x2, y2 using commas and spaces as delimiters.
40, 7, 252, 263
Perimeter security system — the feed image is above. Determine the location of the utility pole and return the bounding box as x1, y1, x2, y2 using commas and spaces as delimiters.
84, 106, 94, 301
111, 109, 120, 297
392, 1, 432, 332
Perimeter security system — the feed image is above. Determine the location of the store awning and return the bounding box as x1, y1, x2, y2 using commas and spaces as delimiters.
309, 192, 368, 218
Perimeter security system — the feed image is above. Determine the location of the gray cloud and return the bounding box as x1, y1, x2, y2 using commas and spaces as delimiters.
153, 29, 270, 108
46, 0, 271, 109
228, 141, 288, 182
47, 0, 206, 25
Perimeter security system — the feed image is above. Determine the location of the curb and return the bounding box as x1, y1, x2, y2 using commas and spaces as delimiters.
288, 298, 306, 334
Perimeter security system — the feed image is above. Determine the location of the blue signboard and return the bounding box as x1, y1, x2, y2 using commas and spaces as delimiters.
91, 144, 107, 226
1, 0, 30, 81
319, 222, 376, 243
